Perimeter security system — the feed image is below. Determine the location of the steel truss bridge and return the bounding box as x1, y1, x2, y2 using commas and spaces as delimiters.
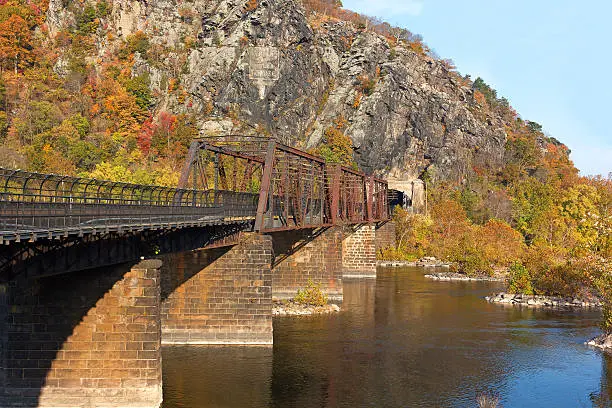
0, 136, 389, 281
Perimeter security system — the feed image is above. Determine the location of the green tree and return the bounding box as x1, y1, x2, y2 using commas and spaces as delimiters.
15, 101, 61, 144
0, 110, 8, 141
75, 4, 99, 35
472, 77, 497, 106
124, 73, 153, 110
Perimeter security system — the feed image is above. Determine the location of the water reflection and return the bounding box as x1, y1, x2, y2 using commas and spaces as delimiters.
162, 347, 272, 408
163, 267, 607, 408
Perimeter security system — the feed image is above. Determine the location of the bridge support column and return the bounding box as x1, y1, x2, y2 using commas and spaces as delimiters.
375, 221, 397, 252
0, 260, 163, 408
271, 228, 343, 301
161, 233, 273, 345
342, 224, 377, 278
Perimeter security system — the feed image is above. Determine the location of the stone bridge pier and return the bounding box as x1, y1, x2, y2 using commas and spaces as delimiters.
160, 233, 273, 346
0, 260, 164, 408
271, 228, 344, 300
269, 222, 397, 300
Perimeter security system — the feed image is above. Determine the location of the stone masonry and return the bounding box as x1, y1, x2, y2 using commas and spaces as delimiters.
375, 222, 396, 252
271, 228, 344, 301
0, 260, 163, 408
161, 233, 273, 345
342, 224, 377, 278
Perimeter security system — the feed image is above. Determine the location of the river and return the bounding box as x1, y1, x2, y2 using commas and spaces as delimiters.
161, 266, 610, 407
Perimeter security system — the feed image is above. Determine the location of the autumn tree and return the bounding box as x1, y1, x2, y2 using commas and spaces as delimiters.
314, 116, 356, 168
0, 14, 32, 73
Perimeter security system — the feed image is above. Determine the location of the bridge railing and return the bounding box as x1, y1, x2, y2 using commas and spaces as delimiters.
0, 168, 258, 240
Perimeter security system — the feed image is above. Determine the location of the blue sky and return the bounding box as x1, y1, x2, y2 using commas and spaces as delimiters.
342, 0, 611, 176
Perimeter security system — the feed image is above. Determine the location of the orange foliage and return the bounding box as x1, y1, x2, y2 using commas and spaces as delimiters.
473, 90, 486, 106
0, 14, 32, 72
245, 0, 257, 12
428, 199, 472, 259
352, 91, 362, 109
478, 219, 525, 266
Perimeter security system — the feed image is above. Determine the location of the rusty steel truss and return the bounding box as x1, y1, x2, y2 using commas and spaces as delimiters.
178, 136, 389, 232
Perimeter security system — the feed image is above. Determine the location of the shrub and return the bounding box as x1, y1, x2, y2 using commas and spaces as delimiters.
478, 219, 525, 267
294, 280, 327, 306
119, 31, 150, 60
377, 246, 418, 261
393, 207, 431, 257
586, 259, 612, 332
454, 246, 493, 276
507, 263, 533, 294
245, 0, 257, 12
0, 111, 7, 141
357, 73, 376, 96
523, 244, 588, 297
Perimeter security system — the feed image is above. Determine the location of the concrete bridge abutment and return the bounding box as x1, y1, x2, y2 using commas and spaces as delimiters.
160, 233, 273, 346
0, 260, 164, 408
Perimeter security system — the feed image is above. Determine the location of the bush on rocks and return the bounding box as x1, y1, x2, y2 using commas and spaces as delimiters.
295, 280, 328, 307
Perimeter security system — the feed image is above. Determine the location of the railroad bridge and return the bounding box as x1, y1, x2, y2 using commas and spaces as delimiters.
0, 136, 395, 407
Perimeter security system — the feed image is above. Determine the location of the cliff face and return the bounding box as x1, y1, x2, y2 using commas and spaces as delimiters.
47, 0, 508, 191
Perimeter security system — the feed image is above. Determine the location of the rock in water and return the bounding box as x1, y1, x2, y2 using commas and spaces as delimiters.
587, 334, 612, 350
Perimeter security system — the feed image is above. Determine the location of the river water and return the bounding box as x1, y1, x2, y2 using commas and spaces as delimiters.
162, 267, 611, 407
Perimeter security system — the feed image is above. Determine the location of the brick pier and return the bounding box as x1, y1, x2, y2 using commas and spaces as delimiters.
342, 225, 377, 278
161, 233, 273, 345
271, 228, 344, 300
0, 260, 163, 408
375, 221, 396, 252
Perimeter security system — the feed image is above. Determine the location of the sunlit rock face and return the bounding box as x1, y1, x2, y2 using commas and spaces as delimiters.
47, 0, 508, 191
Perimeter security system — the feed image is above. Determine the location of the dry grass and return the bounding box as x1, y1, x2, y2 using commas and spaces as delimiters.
477, 392, 501, 408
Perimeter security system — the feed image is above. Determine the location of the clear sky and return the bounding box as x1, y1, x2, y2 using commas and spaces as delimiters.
342, 0, 612, 177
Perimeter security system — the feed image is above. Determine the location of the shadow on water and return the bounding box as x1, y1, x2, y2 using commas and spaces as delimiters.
162, 266, 606, 408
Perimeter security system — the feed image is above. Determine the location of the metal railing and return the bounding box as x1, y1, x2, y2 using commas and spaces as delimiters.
0, 168, 257, 241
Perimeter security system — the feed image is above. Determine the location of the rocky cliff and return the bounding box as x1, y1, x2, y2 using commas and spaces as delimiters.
45, 0, 509, 194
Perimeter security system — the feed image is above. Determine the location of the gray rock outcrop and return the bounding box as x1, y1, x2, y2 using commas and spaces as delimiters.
47, 0, 510, 189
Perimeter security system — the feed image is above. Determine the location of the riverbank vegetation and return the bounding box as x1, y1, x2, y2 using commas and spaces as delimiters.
383, 169, 611, 297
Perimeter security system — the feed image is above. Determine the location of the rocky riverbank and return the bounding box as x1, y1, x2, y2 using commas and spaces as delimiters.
485, 293, 602, 308
378, 260, 417, 267
378, 257, 451, 268
425, 272, 506, 282
272, 300, 341, 316
586, 334, 612, 350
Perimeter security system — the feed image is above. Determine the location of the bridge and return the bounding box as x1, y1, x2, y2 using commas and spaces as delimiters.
0, 137, 395, 408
